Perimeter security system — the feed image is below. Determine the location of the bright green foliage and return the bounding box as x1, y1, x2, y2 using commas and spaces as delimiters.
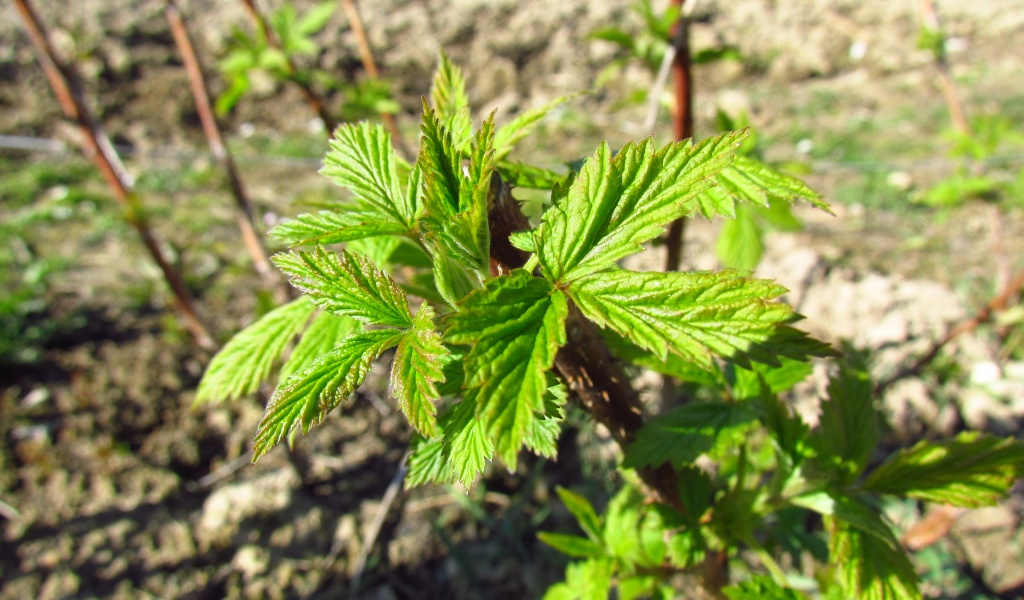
694, 155, 829, 220
568, 269, 830, 368
429, 51, 473, 149
446, 270, 567, 468
198, 55, 1024, 600
418, 104, 494, 277
862, 432, 1024, 507
253, 329, 401, 462
390, 304, 448, 438
536, 130, 744, 283
724, 575, 808, 600
829, 520, 922, 600
270, 208, 411, 247
196, 297, 316, 404
493, 93, 579, 160
273, 247, 412, 328
625, 402, 758, 468
320, 122, 418, 227
812, 353, 878, 484
279, 310, 361, 379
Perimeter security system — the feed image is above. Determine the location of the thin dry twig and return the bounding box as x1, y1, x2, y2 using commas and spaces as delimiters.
13, 0, 215, 350
165, 0, 288, 302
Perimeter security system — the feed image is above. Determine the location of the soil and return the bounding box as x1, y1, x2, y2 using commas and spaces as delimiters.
2, 1, 1024, 598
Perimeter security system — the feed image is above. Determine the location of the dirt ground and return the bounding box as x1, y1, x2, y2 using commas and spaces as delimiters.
2, 0, 1024, 598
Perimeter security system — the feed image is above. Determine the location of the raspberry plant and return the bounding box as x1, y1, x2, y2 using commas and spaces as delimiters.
197, 55, 1024, 598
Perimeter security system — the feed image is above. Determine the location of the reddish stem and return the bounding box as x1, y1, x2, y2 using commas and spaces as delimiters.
664, 0, 694, 274
14, 0, 215, 350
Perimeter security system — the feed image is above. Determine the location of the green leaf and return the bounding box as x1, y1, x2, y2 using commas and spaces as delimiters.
555, 486, 603, 543
391, 304, 449, 438
419, 105, 494, 275
693, 155, 831, 220
603, 329, 726, 388
429, 51, 472, 149
537, 532, 604, 559
296, 1, 335, 36
603, 485, 647, 565
543, 559, 614, 600
716, 203, 764, 271
269, 209, 411, 247
440, 390, 493, 486
253, 329, 401, 462
862, 432, 1024, 507
829, 520, 922, 600
536, 130, 745, 283
273, 247, 412, 328
196, 297, 316, 404
406, 435, 455, 488
497, 160, 566, 190
446, 270, 568, 468
320, 122, 415, 226
523, 413, 562, 459
724, 575, 808, 600
791, 491, 898, 547
625, 402, 759, 469
431, 251, 480, 308
494, 93, 579, 159
812, 352, 877, 484
279, 310, 361, 380
569, 269, 833, 369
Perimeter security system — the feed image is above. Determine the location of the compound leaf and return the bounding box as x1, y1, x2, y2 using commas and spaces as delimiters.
197, 297, 316, 404
569, 269, 832, 369
862, 432, 1024, 507
279, 310, 361, 380
321, 122, 415, 226
273, 247, 412, 328
446, 270, 568, 468
253, 329, 400, 462
391, 304, 449, 438
537, 130, 745, 283
269, 209, 410, 247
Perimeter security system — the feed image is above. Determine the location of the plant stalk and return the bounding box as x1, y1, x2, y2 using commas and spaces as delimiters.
664, 0, 694, 273
486, 173, 683, 511
13, 0, 216, 350
919, 0, 970, 136
239, 0, 338, 133
165, 0, 287, 301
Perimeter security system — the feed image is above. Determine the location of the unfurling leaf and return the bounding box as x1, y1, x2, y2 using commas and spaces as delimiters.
446, 270, 568, 468
429, 50, 472, 149
253, 329, 401, 462
273, 247, 412, 328
197, 297, 316, 404
391, 304, 449, 438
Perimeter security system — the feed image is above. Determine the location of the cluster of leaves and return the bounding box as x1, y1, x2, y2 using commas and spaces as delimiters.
197, 55, 1024, 598
542, 351, 1024, 599
916, 113, 1024, 210
590, 0, 742, 103
216, 1, 398, 121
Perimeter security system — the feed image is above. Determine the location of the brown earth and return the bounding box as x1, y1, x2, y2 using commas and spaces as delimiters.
2, 1, 1024, 598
